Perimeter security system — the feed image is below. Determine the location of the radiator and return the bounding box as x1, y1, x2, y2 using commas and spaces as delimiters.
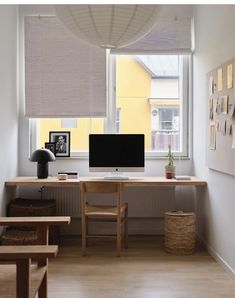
43, 187, 80, 217
43, 186, 175, 218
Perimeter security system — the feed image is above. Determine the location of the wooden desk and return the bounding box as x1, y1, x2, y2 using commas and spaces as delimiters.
5, 177, 206, 219
5, 176, 207, 187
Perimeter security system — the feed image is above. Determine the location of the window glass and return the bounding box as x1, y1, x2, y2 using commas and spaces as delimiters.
38, 118, 104, 152
116, 55, 182, 152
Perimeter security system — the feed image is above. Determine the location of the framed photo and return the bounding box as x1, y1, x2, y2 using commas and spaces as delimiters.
45, 142, 56, 155
49, 131, 70, 157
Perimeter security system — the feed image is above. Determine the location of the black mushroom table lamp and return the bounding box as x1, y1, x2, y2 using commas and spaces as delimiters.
30, 148, 56, 179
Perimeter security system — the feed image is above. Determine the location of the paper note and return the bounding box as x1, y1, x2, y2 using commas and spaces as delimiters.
227, 63, 233, 89
226, 120, 232, 135
215, 120, 220, 132
209, 76, 214, 96
210, 122, 216, 150
228, 103, 235, 118
222, 119, 226, 136
221, 95, 228, 114
217, 68, 223, 92
215, 98, 221, 115
232, 125, 235, 149
209, 98, 213, 120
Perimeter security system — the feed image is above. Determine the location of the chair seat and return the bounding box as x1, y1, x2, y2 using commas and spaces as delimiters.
85, 203, 127, 218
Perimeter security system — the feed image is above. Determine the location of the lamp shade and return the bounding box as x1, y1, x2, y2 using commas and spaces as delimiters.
30, 149, 56, 163
30, 149, 55, 179
54, 5, 162, 49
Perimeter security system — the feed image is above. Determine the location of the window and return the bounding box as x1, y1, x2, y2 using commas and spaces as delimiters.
114, 54, 189, 156
33, 54, 189, 157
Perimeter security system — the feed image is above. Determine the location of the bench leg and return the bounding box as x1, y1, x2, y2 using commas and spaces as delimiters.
37, 225, 49, 245
38, 258, 48, 298
16, 259, 30, 298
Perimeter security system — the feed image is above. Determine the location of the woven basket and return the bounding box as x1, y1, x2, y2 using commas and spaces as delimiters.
8, 199, 56, 217
1, 198, 60, 245
1, 229, 37, 245
164, 211, 196, 255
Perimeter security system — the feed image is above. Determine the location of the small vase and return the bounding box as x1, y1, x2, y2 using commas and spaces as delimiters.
165, 165, 175, 179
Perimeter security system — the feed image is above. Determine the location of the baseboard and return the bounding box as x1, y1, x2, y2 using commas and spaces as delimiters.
198, 234, 235, 278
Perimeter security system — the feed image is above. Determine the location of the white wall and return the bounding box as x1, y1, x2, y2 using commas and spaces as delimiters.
0, 5, 18, 215
17, 5, 195, 235
151, 78, 179, 99
193, 5, 235, 273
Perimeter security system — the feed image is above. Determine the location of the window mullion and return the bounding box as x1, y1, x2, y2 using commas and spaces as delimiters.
104, 53, 116, 134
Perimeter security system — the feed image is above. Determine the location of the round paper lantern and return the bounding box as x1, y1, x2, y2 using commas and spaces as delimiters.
55, 5, 162, 49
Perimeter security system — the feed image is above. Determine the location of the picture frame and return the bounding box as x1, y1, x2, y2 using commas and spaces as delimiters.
49, 131, 70, 157
45, 142, 56, 155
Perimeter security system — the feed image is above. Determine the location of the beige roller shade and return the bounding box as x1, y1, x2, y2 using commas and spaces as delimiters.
111, 17, 193, 54
25, 16, 106, 118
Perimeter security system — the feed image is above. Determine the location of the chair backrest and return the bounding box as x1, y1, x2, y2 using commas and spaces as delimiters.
81, 182, 120, 194
80, 182, 123, 212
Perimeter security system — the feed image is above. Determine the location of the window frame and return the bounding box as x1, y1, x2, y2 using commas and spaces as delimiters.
30, 54, 191, 159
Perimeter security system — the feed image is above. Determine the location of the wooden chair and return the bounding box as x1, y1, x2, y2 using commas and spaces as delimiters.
80, 182, 128, 257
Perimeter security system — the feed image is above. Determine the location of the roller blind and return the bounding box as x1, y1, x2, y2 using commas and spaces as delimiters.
25, 16, 106, 118
111, 17, 193, 54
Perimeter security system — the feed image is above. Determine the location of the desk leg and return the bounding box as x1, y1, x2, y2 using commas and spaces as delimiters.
16, 258, 30, 298
37, 225, 49, 245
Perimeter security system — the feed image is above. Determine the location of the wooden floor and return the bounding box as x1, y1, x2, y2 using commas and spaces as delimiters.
47, 236, 235, 298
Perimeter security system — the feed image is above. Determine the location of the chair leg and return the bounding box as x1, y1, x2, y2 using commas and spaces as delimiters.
82, 215, 87, 256
125, 205, 128, 249
117, 216, 121, 257
85, 217, 88, 247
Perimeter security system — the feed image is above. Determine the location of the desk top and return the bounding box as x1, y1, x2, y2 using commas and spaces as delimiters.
5, 176, 207, 187
5, 177, 80, 187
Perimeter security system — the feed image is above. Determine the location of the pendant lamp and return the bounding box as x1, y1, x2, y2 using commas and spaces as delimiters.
54, 5, 162, 49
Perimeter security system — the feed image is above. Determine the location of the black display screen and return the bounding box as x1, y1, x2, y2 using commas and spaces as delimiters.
89, 134, 145, 168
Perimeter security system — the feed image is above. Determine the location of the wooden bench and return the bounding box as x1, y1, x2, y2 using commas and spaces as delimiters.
0, 216, 71, 297
0, 216, 71, 245
0, 245, 58, 298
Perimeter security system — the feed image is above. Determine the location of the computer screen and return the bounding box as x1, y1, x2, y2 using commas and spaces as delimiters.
89, 134, 145, 173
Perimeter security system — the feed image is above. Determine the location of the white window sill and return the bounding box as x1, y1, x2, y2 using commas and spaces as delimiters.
52, 152, 191, 161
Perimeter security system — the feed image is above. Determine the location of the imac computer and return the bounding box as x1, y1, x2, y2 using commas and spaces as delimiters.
89, 134, 145, 179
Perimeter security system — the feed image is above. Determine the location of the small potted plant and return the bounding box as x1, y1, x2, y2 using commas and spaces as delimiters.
165, 145, 175, 179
